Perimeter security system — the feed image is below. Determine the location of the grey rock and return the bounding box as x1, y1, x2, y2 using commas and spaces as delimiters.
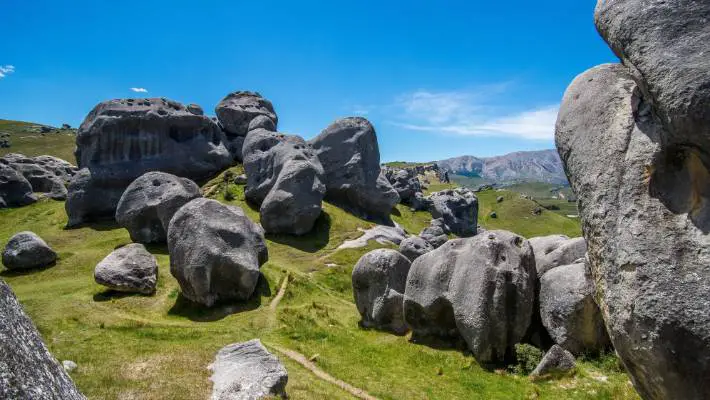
209, 339, 287, 400
66, 98, 231, 226
530, 345, 576, 377
427, 188, 479, 236
386, 168, 422, 204
233, 174, 247, 185
529, 235, 569, 260
535, 237, 586, 277
419, 222, 448, 248
352, 249, 412, 334
403, 231, 536, 363
62, 360, 78, 373
556, 60, 710, 399
496, 196, 504, 203
243, 129, 326, 235
489, 211, 497, 219
0, 163, 36, 208
94, 243, 158, 295
1, 153, 78, 200
410, 191, 431, 211
0, 279, 85, 399
168, 198, 268, 307
2, 231, 57, 270
186, 103, 204, 115
338, 224, 407, 250
115, 172, 202, 243
539, 262, 609, 355
215, 91, 277, 137
310, 117, 399, 221
399, 236, 434, 261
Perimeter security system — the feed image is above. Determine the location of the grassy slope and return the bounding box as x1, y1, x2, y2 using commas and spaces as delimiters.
0, 167, 632, 399
0, 119, 77, 163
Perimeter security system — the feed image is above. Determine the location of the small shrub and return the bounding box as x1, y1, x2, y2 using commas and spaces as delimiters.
511, 343, 543, 375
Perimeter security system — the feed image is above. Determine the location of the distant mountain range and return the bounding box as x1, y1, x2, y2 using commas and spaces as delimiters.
437, 149, 568, 185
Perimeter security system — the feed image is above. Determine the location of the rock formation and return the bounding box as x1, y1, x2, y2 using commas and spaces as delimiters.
215, 91, 278, 162
533, 236, 586, 277
2, 231, 57, 270
115, 172, 202, 243
398, 236, 434, 261
66, 98, 231, 226
384, 167, 423, 205
0, 163, 36, 208
530, 345, 576, 377
1, 153, 77, 200
167, 199, 268, 307
427, 188, 479, 236
94, 244, 158, 295
556, 1, 710, 397
352, 249, 412, 334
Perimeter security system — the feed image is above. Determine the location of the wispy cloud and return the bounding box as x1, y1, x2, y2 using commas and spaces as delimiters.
130, 87, 148, 93
390, 88, 558, 140
0, 65, 15, 78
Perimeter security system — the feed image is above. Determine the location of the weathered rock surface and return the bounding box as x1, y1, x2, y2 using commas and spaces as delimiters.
66, 98, 231, 226
529, 235, 569, 260
1, 153, 77, 200
0, 279, 85, 399
419, 221, 448, 248
556, 31, 710, 397
352, 249, 412, 334
2, 231, 57, 270
215, 91, 278, 137
168, 199, 268, 307
385, 168, 422, 204
534, 237, 586, 277
94, 243, 158, 295
337, 224, 407, 250
539, 262, 609, 355
310, 117, 399, 220
0, 163, 36, 208
530, 345, 576, 377
427, 188, 478, 236
243, 129, 325, 235
115, 172, 202, 243
209, 339, 288, 400
410, 192, 431, 211
403, 231, 535, 363
399, 236, 434, 261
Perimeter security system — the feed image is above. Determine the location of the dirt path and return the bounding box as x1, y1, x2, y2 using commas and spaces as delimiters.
270, 273, 290, 311
270, 345, 379, 400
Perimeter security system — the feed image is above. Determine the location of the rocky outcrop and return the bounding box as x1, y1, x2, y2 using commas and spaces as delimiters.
1, 153, 77, 200
215, 92, 278, 163
242, 128, 326, 235
556, 2, 710, 396
168, 199, 268, 307
2, 231, 57, 270
310, 117, 399, 221
209, 339, 288, 400
115, 172, 201, 243
399, 236, 434, 261
427, 188, 478, 237
530, 345, 576, 377
534, 236, 586, 277
385, 168, 422, 205
419, 219, 449, 248
403, 231, 535, 364
94, 244, 158, 295
0, 279, 85, 399
0, 163, 36, 208
352, 249, 412, 334
66, 98, 232, 227
539, 262, 609, 355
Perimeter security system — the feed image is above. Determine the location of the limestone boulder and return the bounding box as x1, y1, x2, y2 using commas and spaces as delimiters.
0, 163, 36, 208
427, 188, 478, 236
2, 231, 57, 270
530, 345, 576, 377
94, 244, 158, 295
215, 91, 277, 137
399, 236, 434, 261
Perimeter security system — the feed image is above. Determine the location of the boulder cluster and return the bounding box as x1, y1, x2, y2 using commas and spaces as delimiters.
0, 153, 78, 206
556, 1, 710, 398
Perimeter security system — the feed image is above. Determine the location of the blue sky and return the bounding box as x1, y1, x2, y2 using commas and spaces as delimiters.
0, 1, 616, 162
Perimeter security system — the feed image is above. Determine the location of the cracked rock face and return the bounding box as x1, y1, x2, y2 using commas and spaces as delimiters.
1, 153, 77, 200
426, 188, 479, 237
65, 98, 232, 226
0, 163, 36, 208
557, 2, 710, 392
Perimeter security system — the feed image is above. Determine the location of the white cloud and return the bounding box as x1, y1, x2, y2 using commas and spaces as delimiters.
130, 87, 148, 93
0, 65, 15, 78
391, 89, 558, 140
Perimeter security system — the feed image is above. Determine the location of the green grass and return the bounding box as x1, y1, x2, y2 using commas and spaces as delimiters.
0, 119, 77, 164
0, 145, 630, 399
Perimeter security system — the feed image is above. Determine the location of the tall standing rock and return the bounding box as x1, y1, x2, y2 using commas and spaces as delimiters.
65, 98, 231, 226
215, 91, 278, 162
309, 117, 399, 221
0, 279, 85, 399
557, 1, 710, 393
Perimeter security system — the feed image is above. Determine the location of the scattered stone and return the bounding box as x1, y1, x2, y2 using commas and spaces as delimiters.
532, 207, 542, 216
399, 236, 434, 261
2, 231, 57, 270
496, 196, 504, 203
168, 198, 268, 307
209, 339, 288, 400
352, 249, 412, 334
0, 163, 36, 208
94, 243, 158, 295
427, 188, 478, 236
337, 224, 407, 250
62, 360, 78, 373
115, 172, 202, 243
530, 345, 576, 377
233, 174, 247, 185
489, 211, 497, 219
0, 279, 85, 399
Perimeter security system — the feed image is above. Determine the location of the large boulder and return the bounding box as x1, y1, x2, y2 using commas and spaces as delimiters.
427, 188, 479, 236
419, 218, 449, 248
1, 153, 77, 200
66, 98, 232, 226
528, 235, 569, 259
399, 236, 434, 261
539, 262, 609, 355
215, 91, 277, 137
534, 237, 586, 277
0, 163, 36, 208
0, 279, 85, 399
309, 117, 399, 220
94, 244, 158, 295
115, 172, 202, 243
243, 129, 325, 235
403, 230, 536, 364
352, 249, 411, 334
2, 231, 57, 271
386, 168, 422, 204
209, 339, 288, 400
556, 56, 710, 399
530, 345, 576, 377
167, 198, 268, 307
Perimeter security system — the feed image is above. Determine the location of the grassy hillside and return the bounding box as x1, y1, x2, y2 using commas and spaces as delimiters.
0, 166, 634, 400
0, 119, 77, 164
